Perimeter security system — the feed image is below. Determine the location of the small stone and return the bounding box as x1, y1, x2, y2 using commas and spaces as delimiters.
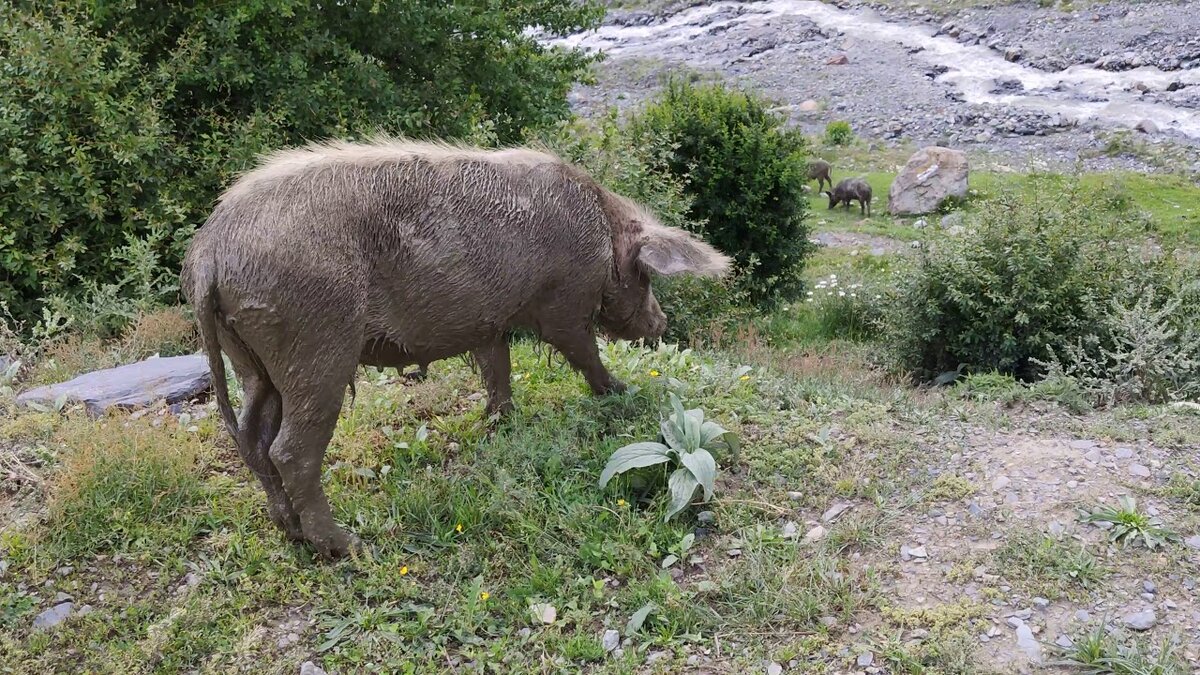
787, 491, 803, 502
1135, 119, 1160, 134
1129, 464, 1151, 478
1143, 580, 1157, 594
1013, 608, 1032, 620
781, 521, 799, 539
727, 548, 742, 558
697, 511, 716, 524
53, 592, 72, 604
1184, 535, 1200, 550
1033, 597, 1049, 608
1070, 440, 1097, 450
819, 616, 838, 628
908, 545, 928, 559
1015, 624, 1041, 662
822, 502, 853, 522
518, 627, 532, 638
1055, 634, 1074, 649
531, 603, 557, 624
687, 655, 700, 666
299, 662, 327, 675
857, 652, 874, 667
1007, 617, 1024, 629
767, 662, 783, 675
992, 476, 1011, 491
32, 602, 73, 630
56, 566, 73, 577
1114, 447, 1134, 459
76, 604, 93, 617
1122, 610, 1157, 631
1075, 610, 1091, 622
602, 629, 620, 653
798, 99, 820, 112
805, 526, 828, 542
826, 54, 849, 65
1083, 449, 1102, 463
968, 502, 985, 517
645, 651, 669, 665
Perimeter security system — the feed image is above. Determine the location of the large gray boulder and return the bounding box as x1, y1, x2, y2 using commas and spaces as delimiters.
16, 354, 211, 416
888, 146, 969, 215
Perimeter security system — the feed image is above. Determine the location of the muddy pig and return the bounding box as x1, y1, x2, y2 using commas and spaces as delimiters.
824, 177, 872, 216
806, 159, 833, 193
181, 137, 732, 558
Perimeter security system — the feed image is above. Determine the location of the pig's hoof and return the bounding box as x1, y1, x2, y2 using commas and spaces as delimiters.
403, 370, 427, 383
601, 379, 627, 395
310, 528, 362, 560
269, 506, 305, 542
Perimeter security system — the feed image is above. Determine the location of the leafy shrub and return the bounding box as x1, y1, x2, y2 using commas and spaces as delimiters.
1036, 285, 1200, 406
0, 5, 190, 322
1082, 496, 1176, 550
599, 393, 738, 521
881, 177, 1174, 382
824, 120, 854, 146
1, 1, 599, 326
627, 79, 813, 305
803, 273, 883, 340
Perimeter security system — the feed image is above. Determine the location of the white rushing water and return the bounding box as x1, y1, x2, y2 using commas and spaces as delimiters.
547, 0, 1200, 138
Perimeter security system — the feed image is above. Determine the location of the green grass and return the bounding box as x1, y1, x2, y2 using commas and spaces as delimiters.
0, 337, 916, 672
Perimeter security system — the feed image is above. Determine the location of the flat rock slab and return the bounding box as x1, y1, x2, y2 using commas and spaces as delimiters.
16, 354, 211, 416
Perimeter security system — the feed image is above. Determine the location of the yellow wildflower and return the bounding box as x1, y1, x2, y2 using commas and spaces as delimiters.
649, 369, 661, 377
455, 523, 464, 533
480, 591, 490, 601
617, 499, 627, 507
739, 374, 751, 381
399, 566, 409, 576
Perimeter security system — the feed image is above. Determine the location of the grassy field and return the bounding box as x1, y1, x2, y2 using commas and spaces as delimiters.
4, 150, 1200, 673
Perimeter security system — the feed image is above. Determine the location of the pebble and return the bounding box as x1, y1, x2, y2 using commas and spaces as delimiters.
781, 521, 799, 539
56, 566, 73, 577
299, 662, 327, 675
805, 525, 828, 542
687, 655, 700, 666
1055, 634, 1074, 649
1082, 449, 1102, 463
1143, 580, 1157, 594
1015, 624, 1041, 662
646, 651, 669, 665
1185, 535, 1200, 550
32, 602, 73, 630
992, 476, 1011, 491
1007, 617, 1024, 628
787, 491, 803, 501
822, 502, 853, 522
1032, 597, 1049, 608
1075, 610, 1091, 622
1114, 447, 1134, 459
1129, 464, 1151, 478
767, 662, 783, 675
1122, 609, 1157, 631
697, 511, 716, 524
857, 652, 874, 667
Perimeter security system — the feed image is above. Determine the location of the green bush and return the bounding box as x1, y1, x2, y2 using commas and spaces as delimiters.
0, 0, 600, 326
536, 115, 752, 345
824, 121, 854, 146
627, 79, 813, 306
881, 177, 1176, 382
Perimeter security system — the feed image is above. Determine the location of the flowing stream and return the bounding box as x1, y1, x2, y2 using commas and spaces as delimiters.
547, 0, 1200, 137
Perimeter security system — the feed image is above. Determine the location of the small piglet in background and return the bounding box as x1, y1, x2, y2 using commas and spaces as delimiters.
825, 177, 873, 217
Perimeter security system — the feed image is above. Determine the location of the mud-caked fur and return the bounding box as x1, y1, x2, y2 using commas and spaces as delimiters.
181, 136, 731, 558
824, 176, 873, 217
806, 159, 833, 193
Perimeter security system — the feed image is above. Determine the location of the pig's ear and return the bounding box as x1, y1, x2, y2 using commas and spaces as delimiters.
636, 221, 732, 278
